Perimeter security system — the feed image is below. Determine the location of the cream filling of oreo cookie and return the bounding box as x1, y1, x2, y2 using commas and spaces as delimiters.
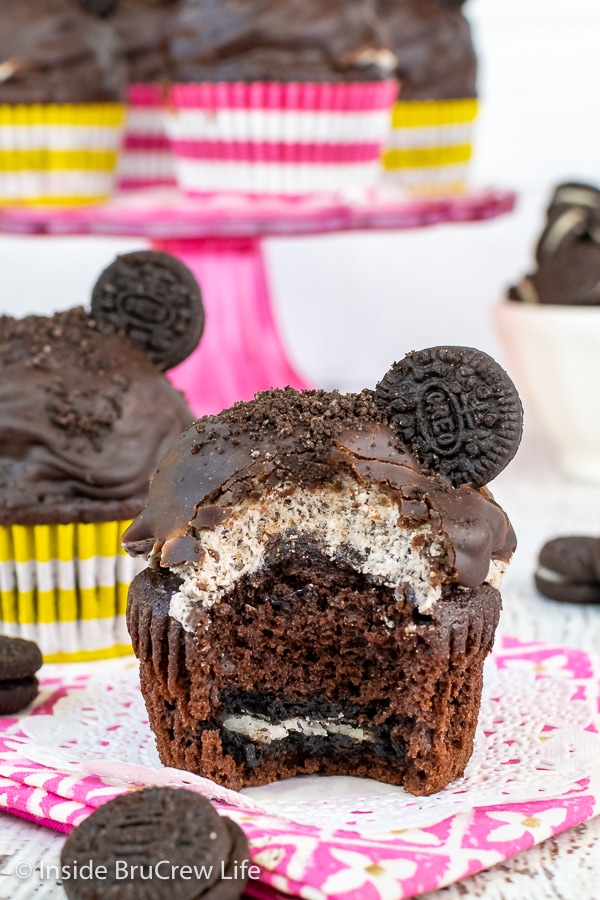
221, 712, 375, 745
535, 565, 570, 584
169, 474, 504, 631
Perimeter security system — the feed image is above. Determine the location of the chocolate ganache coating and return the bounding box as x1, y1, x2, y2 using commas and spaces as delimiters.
109, 0, 181, 83
377, 0, 477, 100
0, 0, 124, 104
123, 387, 516, 589
0, 307, 194, 525
167, 0, 397, 83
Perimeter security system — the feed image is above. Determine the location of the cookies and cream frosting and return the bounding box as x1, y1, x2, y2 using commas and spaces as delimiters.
123, 387, 516, 626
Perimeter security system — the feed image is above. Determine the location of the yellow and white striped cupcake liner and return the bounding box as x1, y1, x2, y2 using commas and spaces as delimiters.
0, 103, 126, 206
0, 521, 146, 662
382, 98, 478, 193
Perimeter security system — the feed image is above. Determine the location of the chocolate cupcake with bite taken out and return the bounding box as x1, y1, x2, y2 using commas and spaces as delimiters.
0, 250, 204, 661
125, 345, 522, 795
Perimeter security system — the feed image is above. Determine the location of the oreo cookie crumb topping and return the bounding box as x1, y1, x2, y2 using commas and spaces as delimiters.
375, 346, 523, 488
201, 386, 381, 446
0, 307, 130, 449
91, 250, 205, 371
61, 787, 250, 900
190, 386, 386, 485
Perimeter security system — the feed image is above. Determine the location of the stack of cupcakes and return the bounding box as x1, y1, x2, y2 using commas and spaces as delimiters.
0, 0, 126, 205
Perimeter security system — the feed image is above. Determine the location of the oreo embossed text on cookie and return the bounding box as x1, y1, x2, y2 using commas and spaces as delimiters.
60, 787, 256, 900
375, 345, 523, 488
91, 250, 205, 371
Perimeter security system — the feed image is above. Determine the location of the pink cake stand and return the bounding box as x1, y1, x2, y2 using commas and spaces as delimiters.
0, 187, 515, 416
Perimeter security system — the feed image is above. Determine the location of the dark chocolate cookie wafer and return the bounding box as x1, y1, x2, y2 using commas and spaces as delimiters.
91, 250, 205, 371
375, 346, 523, 488
535, 206, 590, 264
0, 677, 39, 715
535, 535, 600, 604
531, 244, 600, 306
0, 635, 43, 715
60, 787, 250, 900
75, 0, 119, 15
535, 182, 600, 263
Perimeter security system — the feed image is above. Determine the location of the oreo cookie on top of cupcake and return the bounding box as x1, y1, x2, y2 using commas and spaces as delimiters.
125, 345, 522, 796
0, 250, 204, 661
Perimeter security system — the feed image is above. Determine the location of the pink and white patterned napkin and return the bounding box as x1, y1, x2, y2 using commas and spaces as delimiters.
0, 636, 599, 900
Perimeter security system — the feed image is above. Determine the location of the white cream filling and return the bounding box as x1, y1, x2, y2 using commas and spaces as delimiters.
535, 565, 568, 585
168, 475, 505, 630
221, 712, 374, 745
486, 558, 508, 590
169, 476, 449, 629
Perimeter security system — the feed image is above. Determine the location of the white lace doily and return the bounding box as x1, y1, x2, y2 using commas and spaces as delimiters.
8, 653, 600, 835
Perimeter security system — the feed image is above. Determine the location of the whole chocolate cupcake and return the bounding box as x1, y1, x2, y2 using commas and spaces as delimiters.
125, 346, 521, 795
0, 250, 204, 661
163, 0, 398, 195
377, 0, 478, 193
0, 0, 126, 205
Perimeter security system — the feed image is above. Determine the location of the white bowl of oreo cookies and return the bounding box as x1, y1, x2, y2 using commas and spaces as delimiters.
495, 300, 600, 484
495, 181, 600, 485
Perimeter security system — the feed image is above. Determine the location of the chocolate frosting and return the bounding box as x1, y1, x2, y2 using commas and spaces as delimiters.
0, 307, 193, 525
123, 387, 516, 590
109, 0, 181, 83
377, 0, 477, 100
0, 0, 124, 104
168, 0, 397, 83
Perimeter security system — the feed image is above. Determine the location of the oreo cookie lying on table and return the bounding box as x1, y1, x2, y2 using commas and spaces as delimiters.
60, 787, 252, 900
535, 535, 600, 604
0, 635, 43, 715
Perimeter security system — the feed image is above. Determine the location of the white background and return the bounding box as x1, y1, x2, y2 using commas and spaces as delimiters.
2, 0, 600, 392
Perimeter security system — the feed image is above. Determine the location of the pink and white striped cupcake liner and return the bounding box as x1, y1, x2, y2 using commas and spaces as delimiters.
165, 80, 398, 196
117, 84, 176, 191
